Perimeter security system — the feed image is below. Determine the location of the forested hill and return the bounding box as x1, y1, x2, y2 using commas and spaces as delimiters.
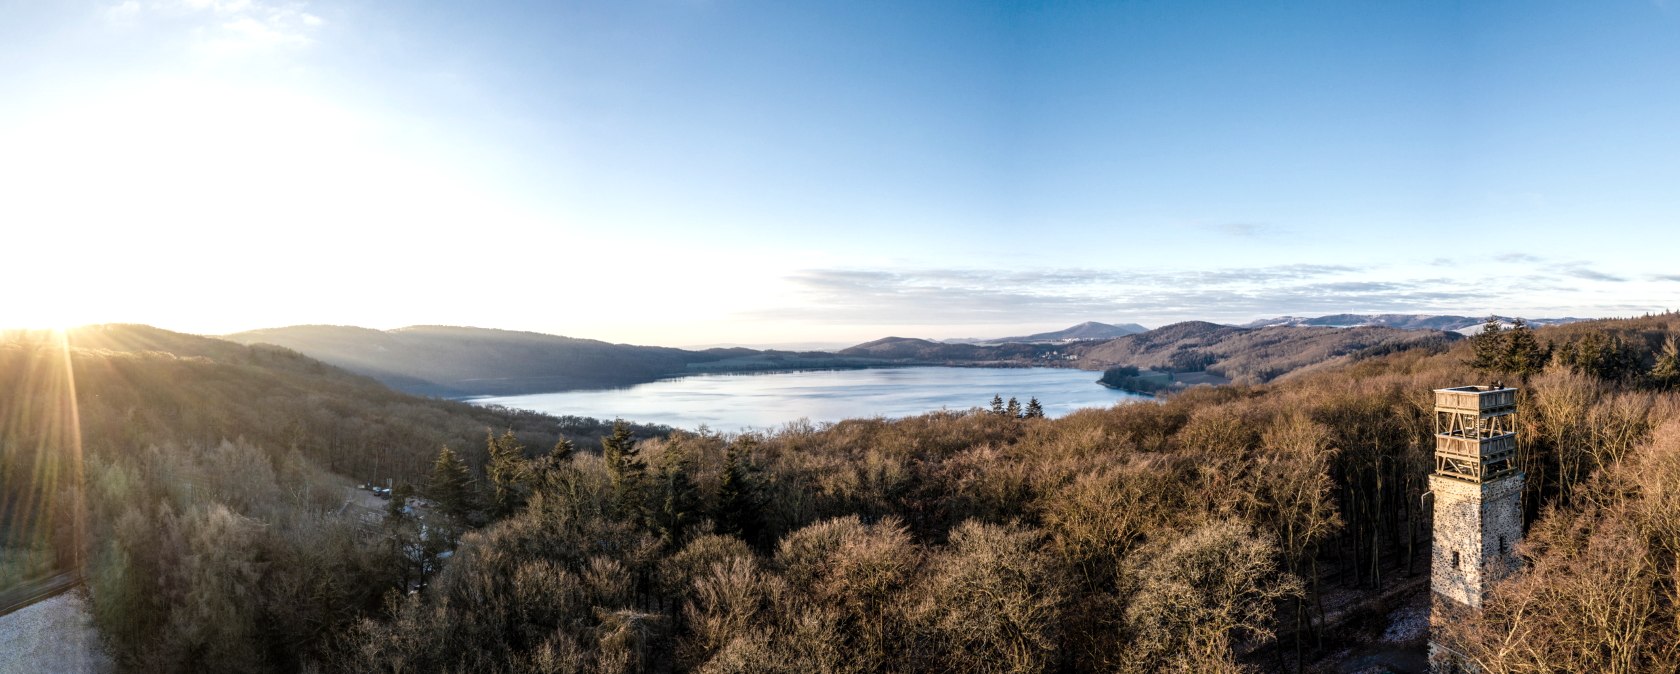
836, 336, 1068, 362
1070, 321, 1461, 384
1242, 313, 1587, 332
4, 324, 663, 480
224, 325, 706, 396
225, 325, 914, 397
841, 322, 1465, 385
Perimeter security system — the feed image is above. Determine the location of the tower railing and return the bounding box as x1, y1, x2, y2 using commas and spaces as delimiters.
1432, 385, 1519, 482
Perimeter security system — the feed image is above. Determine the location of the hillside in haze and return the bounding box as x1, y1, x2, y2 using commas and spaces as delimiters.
941, 320, 1149, 344
1071, 321, 1462, 384
226, 325, 699, 396
226, 325, 891, 397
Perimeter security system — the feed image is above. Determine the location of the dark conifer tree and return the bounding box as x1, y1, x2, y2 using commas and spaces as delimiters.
601, 420, 646, 521
716, 441, 763, 544
656, 447, 701, 545
485, 429, 529, 519
427, 445, 474, 529
529, 436, 577, 492
1468, 317, 1506, 373
1025, 397, 1045, 419
1652, 336, 1680, 390
1501, 319, 1549, 381
991, 394, 1006, 415
551, 436, 576, 462
1006, 396, 1022, 418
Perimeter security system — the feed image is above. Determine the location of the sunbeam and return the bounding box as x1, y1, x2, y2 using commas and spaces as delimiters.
0, 329, 87, 586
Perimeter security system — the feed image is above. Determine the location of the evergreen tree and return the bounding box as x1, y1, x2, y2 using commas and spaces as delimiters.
1025, 397, 1045, 419
1467, 317, 1548, 380
529, 436, 577, 492
717, 440, 763, 544
427, 445, 474, 529
485, 429, 530, 519
1652, 336, 1680, 390
1006, 396, 1022, 418
1557, 332, 1641, 382
601, 420, 647, 521
991, 394, 1006, 415
551, 436, 576, 462
655, 447, 701, 545
1500, 319, 1549, 380
1468, 317, 1506, 373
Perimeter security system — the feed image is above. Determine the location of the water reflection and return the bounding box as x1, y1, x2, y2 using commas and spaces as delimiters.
470, 366, 1151, 432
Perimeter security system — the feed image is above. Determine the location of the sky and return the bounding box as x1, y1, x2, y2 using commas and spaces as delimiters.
2, 0, 1679, 347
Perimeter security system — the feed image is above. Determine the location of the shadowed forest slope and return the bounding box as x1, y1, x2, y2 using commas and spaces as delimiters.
226, 325, 902, 396
225, 325, 718, 396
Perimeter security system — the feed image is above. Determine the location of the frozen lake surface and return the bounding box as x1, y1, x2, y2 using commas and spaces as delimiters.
470, 366, 1151, 432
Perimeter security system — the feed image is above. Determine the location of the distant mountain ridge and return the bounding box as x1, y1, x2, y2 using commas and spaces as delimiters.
939, 321, 1149, 345
1000, 321, 1149, 343
1242, 313, 1587, 334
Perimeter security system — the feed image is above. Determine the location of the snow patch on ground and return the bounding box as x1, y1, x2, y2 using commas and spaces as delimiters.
1381, 596, 1430, 644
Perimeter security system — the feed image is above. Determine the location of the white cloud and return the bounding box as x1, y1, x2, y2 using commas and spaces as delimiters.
101, 0, 324, 55
104, 0, 142, 24
760, 262, 1672, 329
214, 13, 313, 50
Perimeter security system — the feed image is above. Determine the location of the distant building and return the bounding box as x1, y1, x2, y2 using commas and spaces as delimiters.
1428, 385, 1524, 673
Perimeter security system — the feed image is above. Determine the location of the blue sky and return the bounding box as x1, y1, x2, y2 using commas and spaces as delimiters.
2, 1, 1677, 346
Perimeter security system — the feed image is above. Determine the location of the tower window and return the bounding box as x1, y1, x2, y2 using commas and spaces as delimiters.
1452, 550, 1460, 568
1499, 536, 1507, 555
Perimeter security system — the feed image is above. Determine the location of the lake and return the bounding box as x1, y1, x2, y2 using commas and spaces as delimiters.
469, 366, 1152, 432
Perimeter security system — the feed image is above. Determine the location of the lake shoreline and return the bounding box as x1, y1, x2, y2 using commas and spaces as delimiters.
1097, 381, 1164, 398
449, 361, 1101, 400
468, 365, 1149, 431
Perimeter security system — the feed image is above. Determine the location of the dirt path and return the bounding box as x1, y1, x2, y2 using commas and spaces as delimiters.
0, 590, 112, 673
